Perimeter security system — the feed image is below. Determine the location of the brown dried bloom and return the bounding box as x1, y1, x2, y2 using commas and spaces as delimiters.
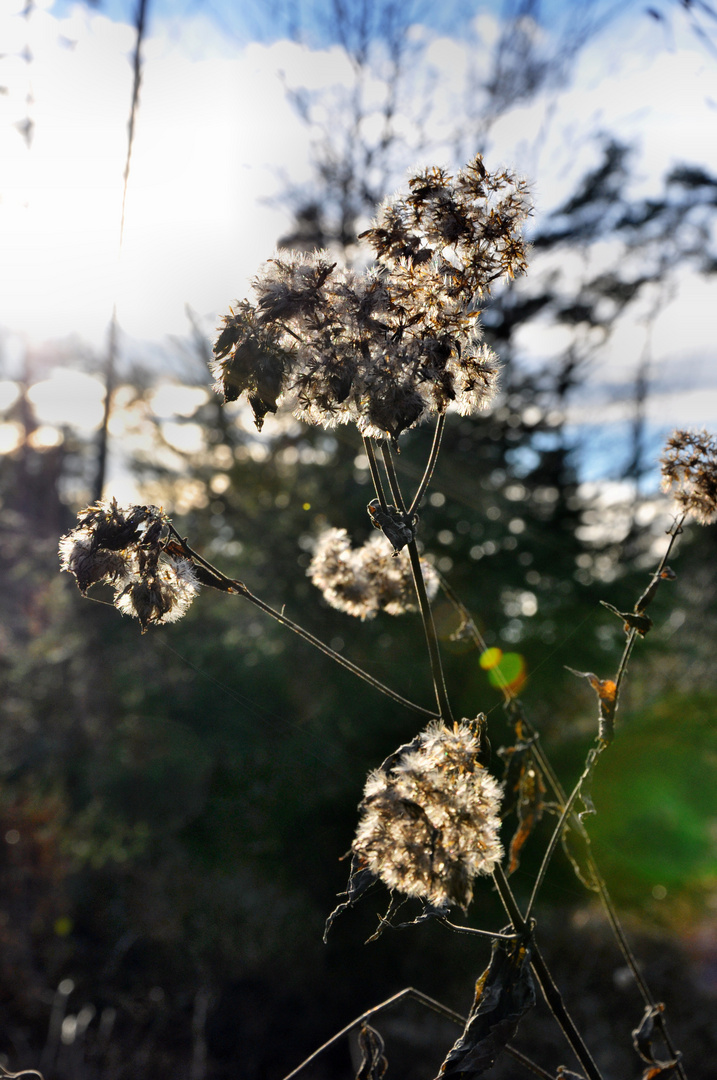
59, 500, 199, 631
353, 720, 503, 910
213, 155, 530, 440
660, 429, 717, 524
307, 527, 438, 619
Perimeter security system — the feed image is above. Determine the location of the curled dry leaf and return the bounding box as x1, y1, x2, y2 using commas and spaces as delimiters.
434, 936, 536, 1079
565, 667, 618, 744
632, 1004, 682, 1080
498, 717, 549, 874
355, 1023, 388, 1080
600, 601, 653, 638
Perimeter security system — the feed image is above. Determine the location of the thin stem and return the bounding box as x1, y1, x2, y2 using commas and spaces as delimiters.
379, 441, 454, 722
167, 529, 438, 720
282, 984, 556, 1080
524, 766, 592, 923
613, 513, 685, 698
363, 435, 389, 512
408, 412, 446, 517
379, 441, 407, 512
530, 944, 605, 1080
437, 917, 518, 941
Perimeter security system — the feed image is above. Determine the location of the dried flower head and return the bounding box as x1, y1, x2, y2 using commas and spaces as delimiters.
353, 720, 503, 910
307, 527, 438, 619
213, 155, 530, 440
59, 500, 199, 631
660, 429, 717, 524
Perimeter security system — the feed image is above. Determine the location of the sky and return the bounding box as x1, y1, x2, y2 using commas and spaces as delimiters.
1, 0, 716, 486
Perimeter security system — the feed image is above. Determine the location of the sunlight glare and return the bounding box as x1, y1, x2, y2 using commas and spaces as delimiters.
27, 368, 105, 430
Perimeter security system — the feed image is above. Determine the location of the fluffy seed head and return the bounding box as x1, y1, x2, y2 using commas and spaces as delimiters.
353, 720, 503, 910
213, 155, 530, 440
660, 429, 717, 524
59, 500, 200, 630
307, 527, 438, 619
114, 556, 199, 630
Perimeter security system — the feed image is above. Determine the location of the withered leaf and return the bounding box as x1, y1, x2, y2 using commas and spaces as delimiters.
367, 500, 416, 554
434, 936, 536, 1079
632, 1003, 682, 1079
636, 565, 678, 613
565, 667, 618, 744
600, 601, 653, 637
556, 1069, 586, 1079
355, 1023, 388, 1080
324, 855, 378, 942
498, 736, 546, 873
560, 747, 603, 892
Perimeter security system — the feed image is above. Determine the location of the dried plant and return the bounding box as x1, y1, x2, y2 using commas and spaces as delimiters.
660, 428, 717, 524
59, 499, 200, 631
57, 154, 712, 1080
353, 720, 503, 910
212, 157, 529, 440
307, 527, 438, 619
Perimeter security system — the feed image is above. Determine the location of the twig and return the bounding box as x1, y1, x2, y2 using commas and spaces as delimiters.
408, 412, 446, 517
167, 527, 438, 719
379, 441, 454, 722
492, 865, 605, 1080
363, 435, 389, 512
282, 984, 557, 1080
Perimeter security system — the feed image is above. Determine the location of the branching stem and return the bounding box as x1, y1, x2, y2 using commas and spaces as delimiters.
166, 527, 438, 720
282, 984, 556, 1080
379, 441, 454, 722
492, 865, 605, 1080
408, 412, 446, 517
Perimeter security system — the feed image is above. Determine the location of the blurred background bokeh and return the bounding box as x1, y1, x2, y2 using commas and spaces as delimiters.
1, 1, 716, 1077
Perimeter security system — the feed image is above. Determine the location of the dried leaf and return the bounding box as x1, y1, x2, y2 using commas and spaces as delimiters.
560, 826, 599, 893
559, 747, 603, 892
634, 565, 676, 613
632, 1003, 682, 1079
565, 668, 618, 744
434, 936, 536, 1079
498, 734, 546, 873
600, 601, 653, 637
355, 1023, 388, 1080
324, 855, 377, 941
556, 1069, 586, 1079
367, 500, 416, 554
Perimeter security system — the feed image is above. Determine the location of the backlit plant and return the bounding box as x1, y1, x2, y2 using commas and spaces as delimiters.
59, 154, 710, 1080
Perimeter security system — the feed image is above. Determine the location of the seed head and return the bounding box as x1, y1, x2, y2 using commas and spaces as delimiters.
114, 555, 199, 631
59, 500, 200, 630
213, 155, 529, 440
353, 720, 504, 910
307, 527, 438, 619
660, 429, 717, 524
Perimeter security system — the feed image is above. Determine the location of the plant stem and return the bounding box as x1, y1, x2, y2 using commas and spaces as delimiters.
613, 513, 685, 698
408, 412, 446, 518
282, 984, 556, 1080
379, 441, 454, 722
492, 865, 605, 1080
441, 554, 687, 1061
378, 440, 407, 513
363, 435, 389, 512
524, 760, 598, 923
167, 528, 438, 720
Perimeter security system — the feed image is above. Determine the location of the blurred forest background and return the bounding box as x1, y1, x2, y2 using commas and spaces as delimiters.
1, 0, 717, 1077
